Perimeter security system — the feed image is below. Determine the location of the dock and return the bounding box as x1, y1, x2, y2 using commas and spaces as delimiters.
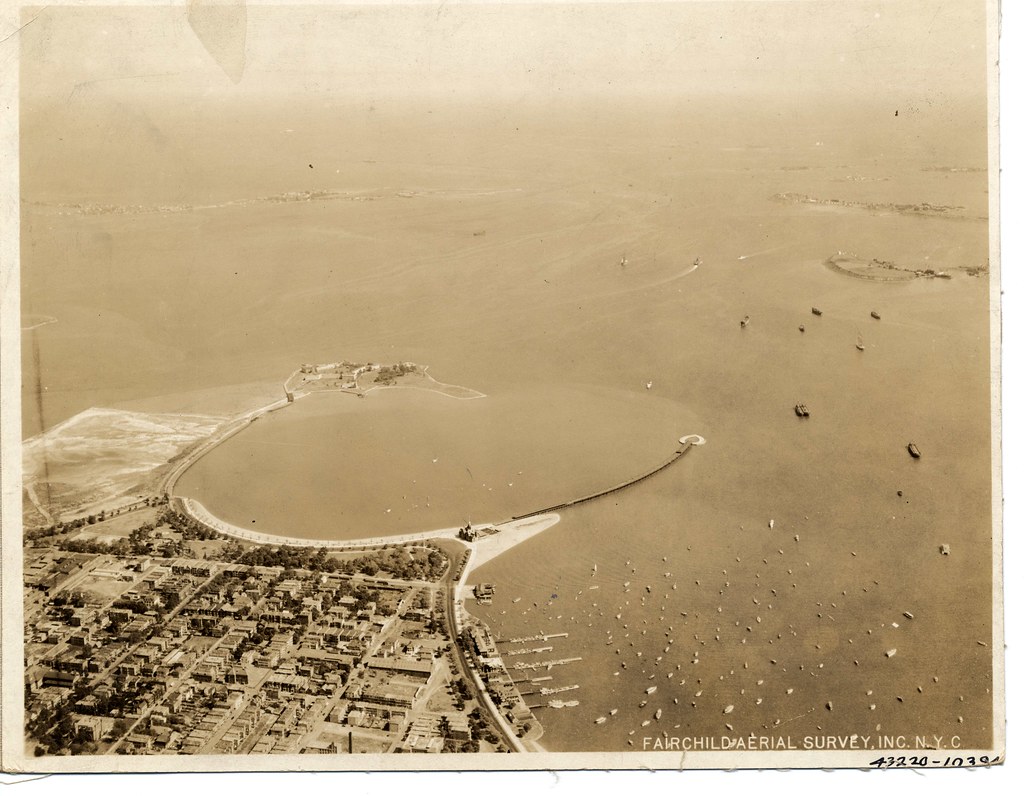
505, 646, 554, 657
500, 632, 569, 644
512, 656, 583, 671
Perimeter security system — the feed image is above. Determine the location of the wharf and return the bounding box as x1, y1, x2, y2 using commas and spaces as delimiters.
500, 632, 569, 644
512, 656, 583, 671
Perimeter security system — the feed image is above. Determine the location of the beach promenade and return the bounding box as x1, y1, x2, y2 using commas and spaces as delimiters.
178, 496, 464, 548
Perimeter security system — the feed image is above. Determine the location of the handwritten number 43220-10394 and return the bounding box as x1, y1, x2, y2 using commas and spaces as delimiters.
868, 755, 1000, 768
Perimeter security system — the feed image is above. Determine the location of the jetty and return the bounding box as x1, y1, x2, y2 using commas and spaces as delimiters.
509, 438, 694, 522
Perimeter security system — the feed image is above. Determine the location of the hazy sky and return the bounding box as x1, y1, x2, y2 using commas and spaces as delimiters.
19, 1, 990, 109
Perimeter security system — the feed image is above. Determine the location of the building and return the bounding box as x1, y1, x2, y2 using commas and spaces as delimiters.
365, 655, 434, 681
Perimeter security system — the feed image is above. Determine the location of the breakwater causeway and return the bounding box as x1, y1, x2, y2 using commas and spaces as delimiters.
508, 435, 704, 523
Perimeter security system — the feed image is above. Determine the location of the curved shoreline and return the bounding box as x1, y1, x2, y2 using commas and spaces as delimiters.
176, 430, 699, 556
179, 496, 465, 548
162, 363, 483, 499
178, 496, 561, 580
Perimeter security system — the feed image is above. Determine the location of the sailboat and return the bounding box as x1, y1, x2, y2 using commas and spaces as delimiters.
620, 255, 629, 268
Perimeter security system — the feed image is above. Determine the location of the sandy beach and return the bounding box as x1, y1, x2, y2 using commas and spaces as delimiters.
463, 514, 561, 579
182, 497, 463, 548
183, 496, 561, 564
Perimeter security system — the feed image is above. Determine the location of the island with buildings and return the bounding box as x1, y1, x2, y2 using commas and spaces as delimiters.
284, 360, 485, 402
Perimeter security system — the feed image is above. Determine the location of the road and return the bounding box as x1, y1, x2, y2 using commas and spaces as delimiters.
441, 568, 524, 753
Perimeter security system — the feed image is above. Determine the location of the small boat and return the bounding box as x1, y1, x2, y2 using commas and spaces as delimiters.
594, 716, 607, 724
639, 700, 648, 708
646, 685, 658, 694
799, 324, 805, 332
694, 257, 703, 267
811, 307, 823, 316
794, 403, 810, 418
856, 335, 865, 351
645, 381, 653, 390
620, 255, 628, 268
871, 311, 881, 320
610, 708, 618, 716
908, 443, 922, 459
655, 709, 663, 720
740, 315, 750, 328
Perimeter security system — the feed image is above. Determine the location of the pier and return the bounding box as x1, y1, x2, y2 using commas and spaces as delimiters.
505, 646, 554, 657
512, 656, 583, 671
520, 684, 580, 697
500, 632, 569, 644
508, 440, 693, 522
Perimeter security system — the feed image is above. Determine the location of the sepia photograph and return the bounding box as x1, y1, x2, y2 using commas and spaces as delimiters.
0, 0, 1005, 773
